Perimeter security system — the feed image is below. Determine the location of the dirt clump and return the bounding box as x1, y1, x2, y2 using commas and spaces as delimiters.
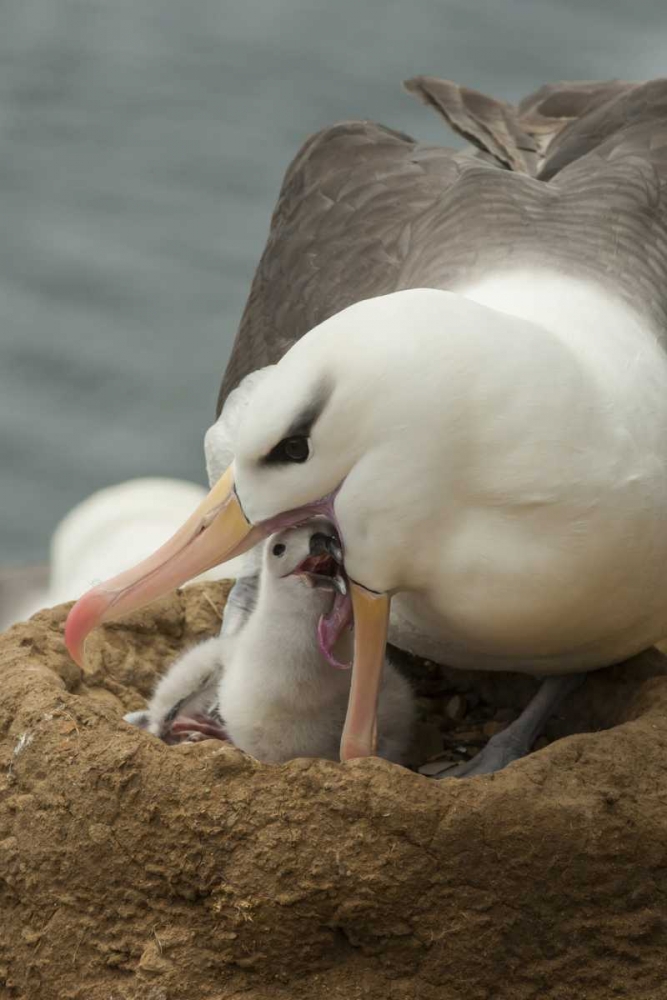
1, 581, 667, 1000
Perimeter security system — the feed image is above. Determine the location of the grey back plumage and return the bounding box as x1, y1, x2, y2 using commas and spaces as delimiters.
218, 76, 667, 413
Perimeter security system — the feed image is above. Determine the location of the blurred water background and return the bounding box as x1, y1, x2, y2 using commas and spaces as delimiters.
1, 0, 665, 565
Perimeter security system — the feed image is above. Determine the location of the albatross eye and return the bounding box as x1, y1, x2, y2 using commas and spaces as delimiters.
263, 435, 310, 465
284, 437, 309, 462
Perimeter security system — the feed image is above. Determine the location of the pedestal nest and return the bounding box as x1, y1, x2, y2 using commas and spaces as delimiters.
1, 583, 667, 1000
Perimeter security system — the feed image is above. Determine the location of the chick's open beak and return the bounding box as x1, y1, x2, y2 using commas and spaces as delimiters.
64, 465, 263, 666
340, 583, 391, 761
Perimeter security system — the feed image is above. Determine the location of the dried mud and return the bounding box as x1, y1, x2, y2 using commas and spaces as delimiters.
1, 582, 667, 1000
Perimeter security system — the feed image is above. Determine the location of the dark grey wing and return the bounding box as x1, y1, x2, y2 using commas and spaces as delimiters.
530, 79, 667, 334
218, 77, 667, 413
516, 80, 635, 167
404, 76, 539, 175
392, 78, 667, 336
217, 122, 465, 412
218, 77, 544, 412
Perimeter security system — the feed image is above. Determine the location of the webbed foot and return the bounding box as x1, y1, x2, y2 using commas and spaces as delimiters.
421, 673, 585, 780
167, 712, 230, 744
423, 728, 535, 778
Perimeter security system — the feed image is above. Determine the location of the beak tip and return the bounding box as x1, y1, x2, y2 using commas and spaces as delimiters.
64, 588, 109, 667
64, 612, 85, 667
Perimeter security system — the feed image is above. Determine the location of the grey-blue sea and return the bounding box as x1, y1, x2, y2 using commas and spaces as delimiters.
1, 0, 665, 563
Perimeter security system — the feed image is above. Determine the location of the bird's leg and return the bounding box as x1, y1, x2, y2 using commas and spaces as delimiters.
430, 673, 585, 779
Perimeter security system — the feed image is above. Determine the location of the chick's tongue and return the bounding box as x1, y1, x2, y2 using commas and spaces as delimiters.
317, 590, 353, 669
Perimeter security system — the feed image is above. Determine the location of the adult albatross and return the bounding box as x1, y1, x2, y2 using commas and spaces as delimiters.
66, 76, 667, 775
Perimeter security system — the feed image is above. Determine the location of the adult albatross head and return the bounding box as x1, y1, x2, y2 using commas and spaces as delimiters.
67, 286, 531, 759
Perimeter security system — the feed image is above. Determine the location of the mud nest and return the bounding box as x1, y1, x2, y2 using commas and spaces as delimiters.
2, 582, 667, 1000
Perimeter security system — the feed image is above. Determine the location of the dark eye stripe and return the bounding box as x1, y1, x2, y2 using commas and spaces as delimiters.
259, 379, 332, 466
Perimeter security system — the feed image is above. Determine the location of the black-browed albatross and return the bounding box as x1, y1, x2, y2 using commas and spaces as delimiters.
66, 76, 667, 776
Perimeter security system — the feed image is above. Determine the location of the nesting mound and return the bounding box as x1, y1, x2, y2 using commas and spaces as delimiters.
2, 584, 667, 1000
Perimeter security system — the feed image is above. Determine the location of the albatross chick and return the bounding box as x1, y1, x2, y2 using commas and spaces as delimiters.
127, 519, 414, 765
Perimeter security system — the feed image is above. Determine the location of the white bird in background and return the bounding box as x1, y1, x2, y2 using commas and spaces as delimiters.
0, 479, 216, 631
65, 77, 667, 776
126, 519, 414, 765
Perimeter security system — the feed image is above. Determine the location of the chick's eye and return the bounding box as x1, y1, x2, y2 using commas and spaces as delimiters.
264, 435, 310, 465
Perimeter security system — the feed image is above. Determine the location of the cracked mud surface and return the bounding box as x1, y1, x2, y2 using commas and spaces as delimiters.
2, 582, 667, 999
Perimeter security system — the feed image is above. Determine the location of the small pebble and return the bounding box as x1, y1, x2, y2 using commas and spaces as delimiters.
419, 758, 458, 777
445, 694, 467, 722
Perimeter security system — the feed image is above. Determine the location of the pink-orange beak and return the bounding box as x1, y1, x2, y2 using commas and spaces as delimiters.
64, 466, 264, 666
